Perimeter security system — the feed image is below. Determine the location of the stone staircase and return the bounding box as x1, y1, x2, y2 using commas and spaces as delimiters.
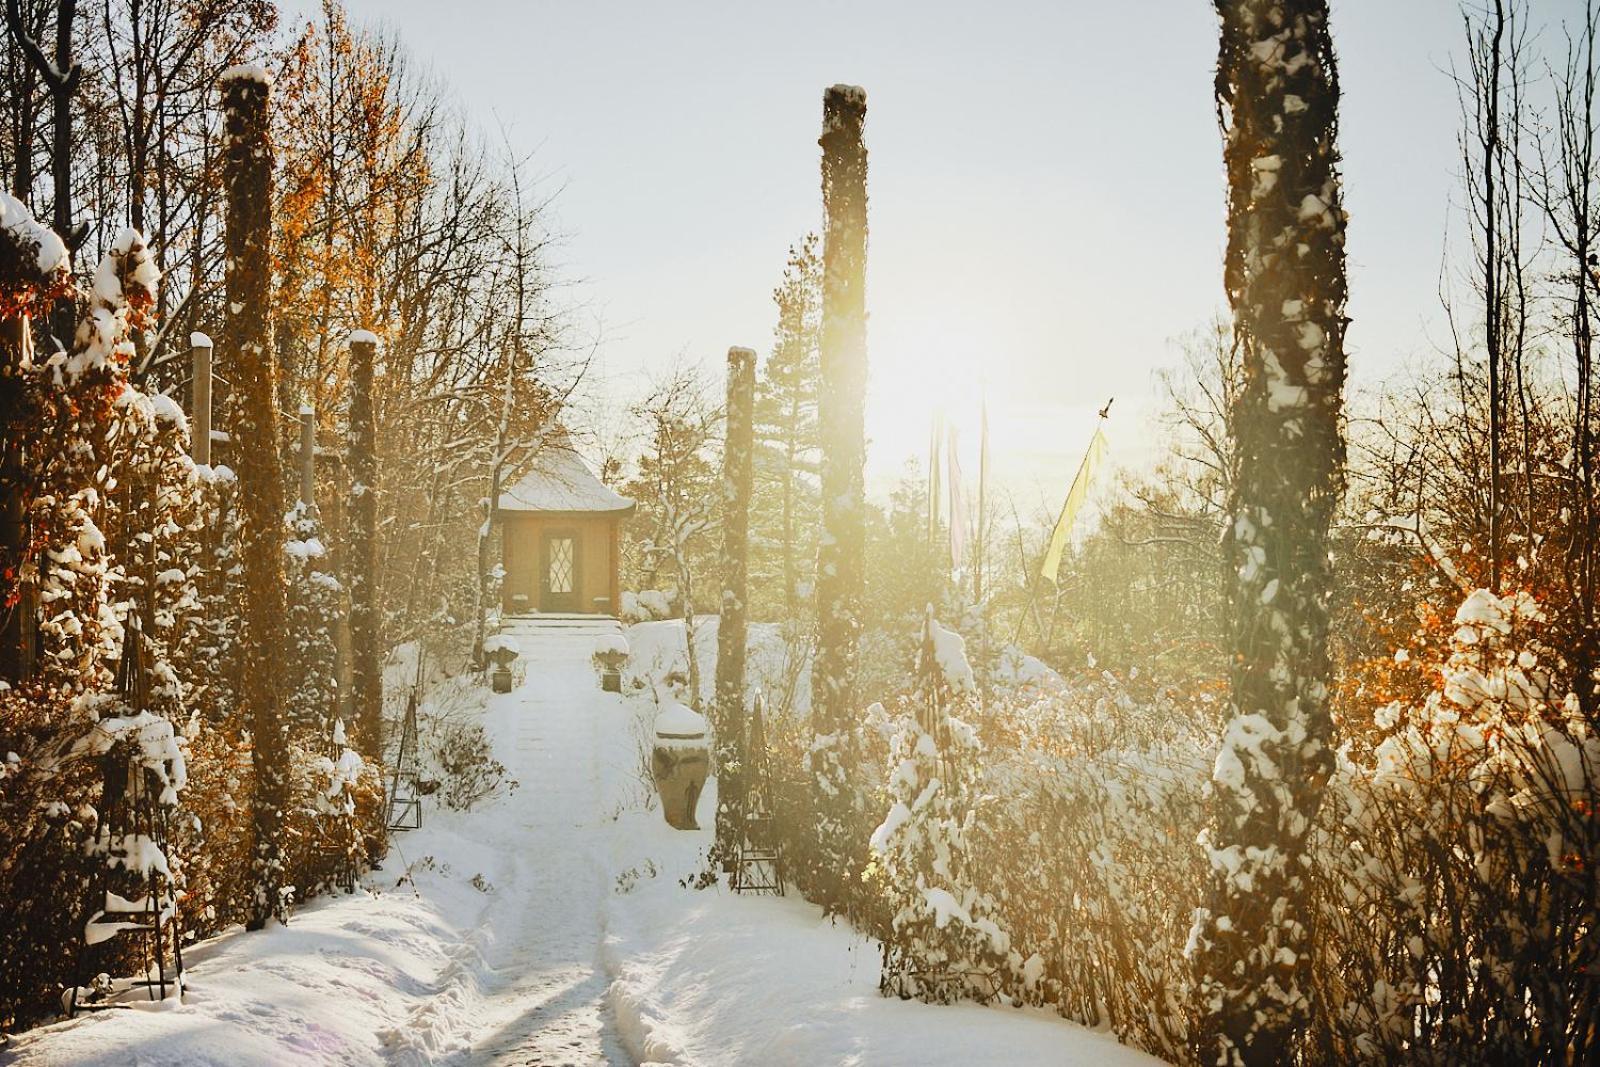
499, 613, 623, 640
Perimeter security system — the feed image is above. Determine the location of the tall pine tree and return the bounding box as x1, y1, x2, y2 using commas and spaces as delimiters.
753, 234, 822, 620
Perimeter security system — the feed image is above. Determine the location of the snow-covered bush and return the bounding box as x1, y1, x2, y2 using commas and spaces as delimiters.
1309, 588, 1599, 1062
416, 677, 518, 811
281, 721, 383, 899
621, 587, 674, 623
283, 500, 342, 733
854, 590, 1600, 1064
872, 617, 1012, 1003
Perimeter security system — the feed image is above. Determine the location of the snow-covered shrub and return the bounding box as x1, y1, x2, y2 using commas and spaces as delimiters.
621, 587, 674, 623
429, 715, 517, 810
416, 678, 518, 812
858, 589, 1600, 1065
281, 721, 383, 899
192, 463, 245, 725
283, 501, 342, 733
873, 617, 1012, 1003
864, 630, 1214, 1061
1309, 588, 1599, 1062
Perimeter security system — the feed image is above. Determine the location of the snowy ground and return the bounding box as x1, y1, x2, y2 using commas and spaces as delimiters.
3, 620, 1160, 1067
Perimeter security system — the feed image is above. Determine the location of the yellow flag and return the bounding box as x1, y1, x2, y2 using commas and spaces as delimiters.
1040, 427, 1108, 584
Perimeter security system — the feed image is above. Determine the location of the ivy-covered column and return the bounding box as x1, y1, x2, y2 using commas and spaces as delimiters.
221, 61, 292, 930
1194, 3, 1350, 1062
713, 345, 756, 869
810, 84, 869, 914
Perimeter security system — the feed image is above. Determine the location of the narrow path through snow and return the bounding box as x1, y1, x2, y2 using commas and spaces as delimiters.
441, 620, 629, 1066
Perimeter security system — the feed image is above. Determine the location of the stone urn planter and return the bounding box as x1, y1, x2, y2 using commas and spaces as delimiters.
651, 700, 709, 830
484, 634, 519, 693
592, 634, 628, 693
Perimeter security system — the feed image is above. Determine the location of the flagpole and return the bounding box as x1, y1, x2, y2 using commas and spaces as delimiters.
976, 392, 989, 606
976, 390, 990, 701
927, 411, 942, 549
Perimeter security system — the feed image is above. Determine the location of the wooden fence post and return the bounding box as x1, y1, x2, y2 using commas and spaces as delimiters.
348, 329, 382, 761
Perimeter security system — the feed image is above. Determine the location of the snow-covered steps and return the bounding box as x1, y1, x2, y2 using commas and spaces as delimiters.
499, 614, 622, 640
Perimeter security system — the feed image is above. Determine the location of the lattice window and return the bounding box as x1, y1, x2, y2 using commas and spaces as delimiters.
548, 537, 574, 594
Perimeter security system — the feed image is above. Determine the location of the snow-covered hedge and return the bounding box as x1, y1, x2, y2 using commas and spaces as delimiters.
849, 591, 1600, 1063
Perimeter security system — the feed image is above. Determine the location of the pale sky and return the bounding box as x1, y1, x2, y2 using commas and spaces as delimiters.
309, 0, 1583, 510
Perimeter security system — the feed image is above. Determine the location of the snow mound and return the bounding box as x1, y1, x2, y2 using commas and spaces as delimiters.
220, 60, 271, 85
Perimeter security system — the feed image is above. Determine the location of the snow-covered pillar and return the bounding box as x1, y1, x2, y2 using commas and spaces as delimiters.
347, 328, 382, 761
811, 84, 869, 909
713, 345, 757, 868
221, 60, 291, 931
1194, 3, 1350, 1063
191, 333, 213, 467
298, 403, 316, 506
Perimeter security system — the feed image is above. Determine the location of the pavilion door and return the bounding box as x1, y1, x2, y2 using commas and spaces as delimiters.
540, 530, 580, 613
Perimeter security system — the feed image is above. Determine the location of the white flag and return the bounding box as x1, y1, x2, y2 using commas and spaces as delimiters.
1040, 427, 1108, 584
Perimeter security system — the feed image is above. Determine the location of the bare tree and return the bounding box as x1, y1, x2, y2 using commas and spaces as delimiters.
5, 0, 84, 342
1538, 0, 1600, 718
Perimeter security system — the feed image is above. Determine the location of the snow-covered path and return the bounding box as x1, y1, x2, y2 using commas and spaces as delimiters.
439, 620, 627, 1066
4, 619, 1164, 1067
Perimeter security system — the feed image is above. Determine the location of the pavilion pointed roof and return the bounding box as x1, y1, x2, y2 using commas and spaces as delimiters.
496, 432, 633, 516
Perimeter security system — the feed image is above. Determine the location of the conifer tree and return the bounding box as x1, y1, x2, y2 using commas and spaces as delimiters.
1193, 3, 1349, 1061
810, 84, 869, 912
221, 62, 292, 930
285, 499, 342, 735
753, 234, 822, 620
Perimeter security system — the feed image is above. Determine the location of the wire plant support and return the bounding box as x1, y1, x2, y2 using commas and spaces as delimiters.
68, 619, 186, 1015
386, 638, 429, 832
386, 686, 423, 832
732, 692, 785, 896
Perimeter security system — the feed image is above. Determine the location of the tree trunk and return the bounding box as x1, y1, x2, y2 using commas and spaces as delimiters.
713, 346, 756, 868
348, 331, 382, 760
222, 64, 290, 932
811, 84, 869, 911
5, 0, 81, 343
0, 313, 32, 682
1485, 1, 1505, 592
1195, 3, 1348, 1063
782, 399, 798, 617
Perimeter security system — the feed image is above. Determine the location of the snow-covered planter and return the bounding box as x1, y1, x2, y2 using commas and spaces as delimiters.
484, 633, 519, 693
593, 633, 629, 692
651, 700, 708, 830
